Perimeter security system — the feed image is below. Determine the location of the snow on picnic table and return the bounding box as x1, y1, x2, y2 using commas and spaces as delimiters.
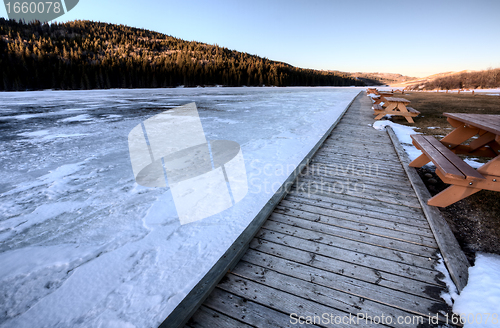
0, 87, 360, 328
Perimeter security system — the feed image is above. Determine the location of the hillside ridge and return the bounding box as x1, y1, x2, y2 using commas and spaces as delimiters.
0, 19, 364, 91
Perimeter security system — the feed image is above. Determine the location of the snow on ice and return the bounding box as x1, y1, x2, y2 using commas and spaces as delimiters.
0, 87, 360, 327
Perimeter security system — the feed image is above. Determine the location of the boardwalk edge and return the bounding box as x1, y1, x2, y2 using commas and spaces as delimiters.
160, 91, 362, 328
386, 125, 470, 292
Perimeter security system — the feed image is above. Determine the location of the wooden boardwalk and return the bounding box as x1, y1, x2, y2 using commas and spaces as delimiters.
185, 92, 454, 328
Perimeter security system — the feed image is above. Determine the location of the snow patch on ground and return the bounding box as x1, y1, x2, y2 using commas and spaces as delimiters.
464, 158, 484, 169
453, 253, 500, 327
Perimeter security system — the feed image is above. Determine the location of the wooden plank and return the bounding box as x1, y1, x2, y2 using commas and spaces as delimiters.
294, 176, 422, 208
298, 172, 418, 194
311, 158, 406, 174
424, 135, 485, 179
286, 192, 424, 222
289, 189, 423, 214
324, 134, 395, 144
160, 92, 364, 328
270, 210, 437, 248
313, 153, 406, 170
411, 135, 465, 179
384, 97, 411, 103
231, 259, 447, 327
387, 126, 470, 292
257, 225, 440, 281
218, 273, 366, 328
309, 160, 406, 179
279, 199, 428, 228
297, 176, 420, 201
185, 305, 254, 328
307, 159, 407, 179
245, 240, 446, 298
444, 113, 500, 135
241, 250, 447, 306
319, 146, 401, 156
298, 167, 412, 188
203, 288, 310, 328
268, 210, 438, 256
275, 202, 432, 237
259, 221, 437, 269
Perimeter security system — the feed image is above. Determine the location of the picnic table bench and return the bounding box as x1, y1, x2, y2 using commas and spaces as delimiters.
373, 97, 420, 123
409, 113, 500, 207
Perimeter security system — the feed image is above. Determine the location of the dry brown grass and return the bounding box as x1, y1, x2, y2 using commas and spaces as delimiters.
386, 91, 500, 263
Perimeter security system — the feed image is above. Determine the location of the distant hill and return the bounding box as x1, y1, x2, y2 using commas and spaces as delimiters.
392, 69, 500, 90
342, 72, 418, 86
0, 19, 364, 91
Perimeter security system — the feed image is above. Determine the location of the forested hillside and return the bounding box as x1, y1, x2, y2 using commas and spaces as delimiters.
0, 19, 364, 91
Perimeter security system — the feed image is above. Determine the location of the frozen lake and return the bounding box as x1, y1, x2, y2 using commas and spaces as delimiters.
0, 87, 360, 327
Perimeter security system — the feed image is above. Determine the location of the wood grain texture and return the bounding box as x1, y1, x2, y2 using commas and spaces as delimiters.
184, 92, 455, 328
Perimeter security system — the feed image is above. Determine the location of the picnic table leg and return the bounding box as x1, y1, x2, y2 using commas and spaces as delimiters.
440, 125, 480, 149
409, 153, 431, 167
428, 185, 482, 207
477, 156, 500, 175
397, 103, 414, 123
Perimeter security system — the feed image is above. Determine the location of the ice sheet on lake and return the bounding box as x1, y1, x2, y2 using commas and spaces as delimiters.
0, 87, 360, 327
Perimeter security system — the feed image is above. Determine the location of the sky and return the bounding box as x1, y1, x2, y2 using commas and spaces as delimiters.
2, 0, 500, 77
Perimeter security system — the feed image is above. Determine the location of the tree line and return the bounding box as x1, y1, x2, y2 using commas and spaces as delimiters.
0, 19, 364, 91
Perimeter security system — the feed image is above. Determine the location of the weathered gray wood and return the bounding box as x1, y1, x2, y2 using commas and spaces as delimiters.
323, 137, 395, 148
229, 259, 447, 327
316, 147, 402, 159
311, 156, 408, 176
316, 151, 408, 167
186, 92, 455, 327
310, 155, 407, 172
185, 305, 254, 328
298, 172, 418, 195
317, 151, 405, 166
218, 273, 367, 328
275, 202, 433, 237
256, 225, 441, 281
314, 154, 406, 170
268, 211, 438, 257
285, 194, 425, 225
240, 249, 449, 315
288, 191, 423, 216
161, 92, 363, 328
203, 288, 310, 328
279, 199, 429, 228
259, 222, 437, 269
387, 126, 470, 292
301, 167, 414, 189
294, 176, 422, 208
270, 210, 437, 248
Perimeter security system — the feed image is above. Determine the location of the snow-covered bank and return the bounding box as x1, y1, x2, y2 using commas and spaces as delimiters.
0, 87, 360, 327
453, 253, 500, 327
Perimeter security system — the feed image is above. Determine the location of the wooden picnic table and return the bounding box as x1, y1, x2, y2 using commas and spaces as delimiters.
371, 92, 394, 105
409, 113, 500, 207
373, 96, 420, 123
